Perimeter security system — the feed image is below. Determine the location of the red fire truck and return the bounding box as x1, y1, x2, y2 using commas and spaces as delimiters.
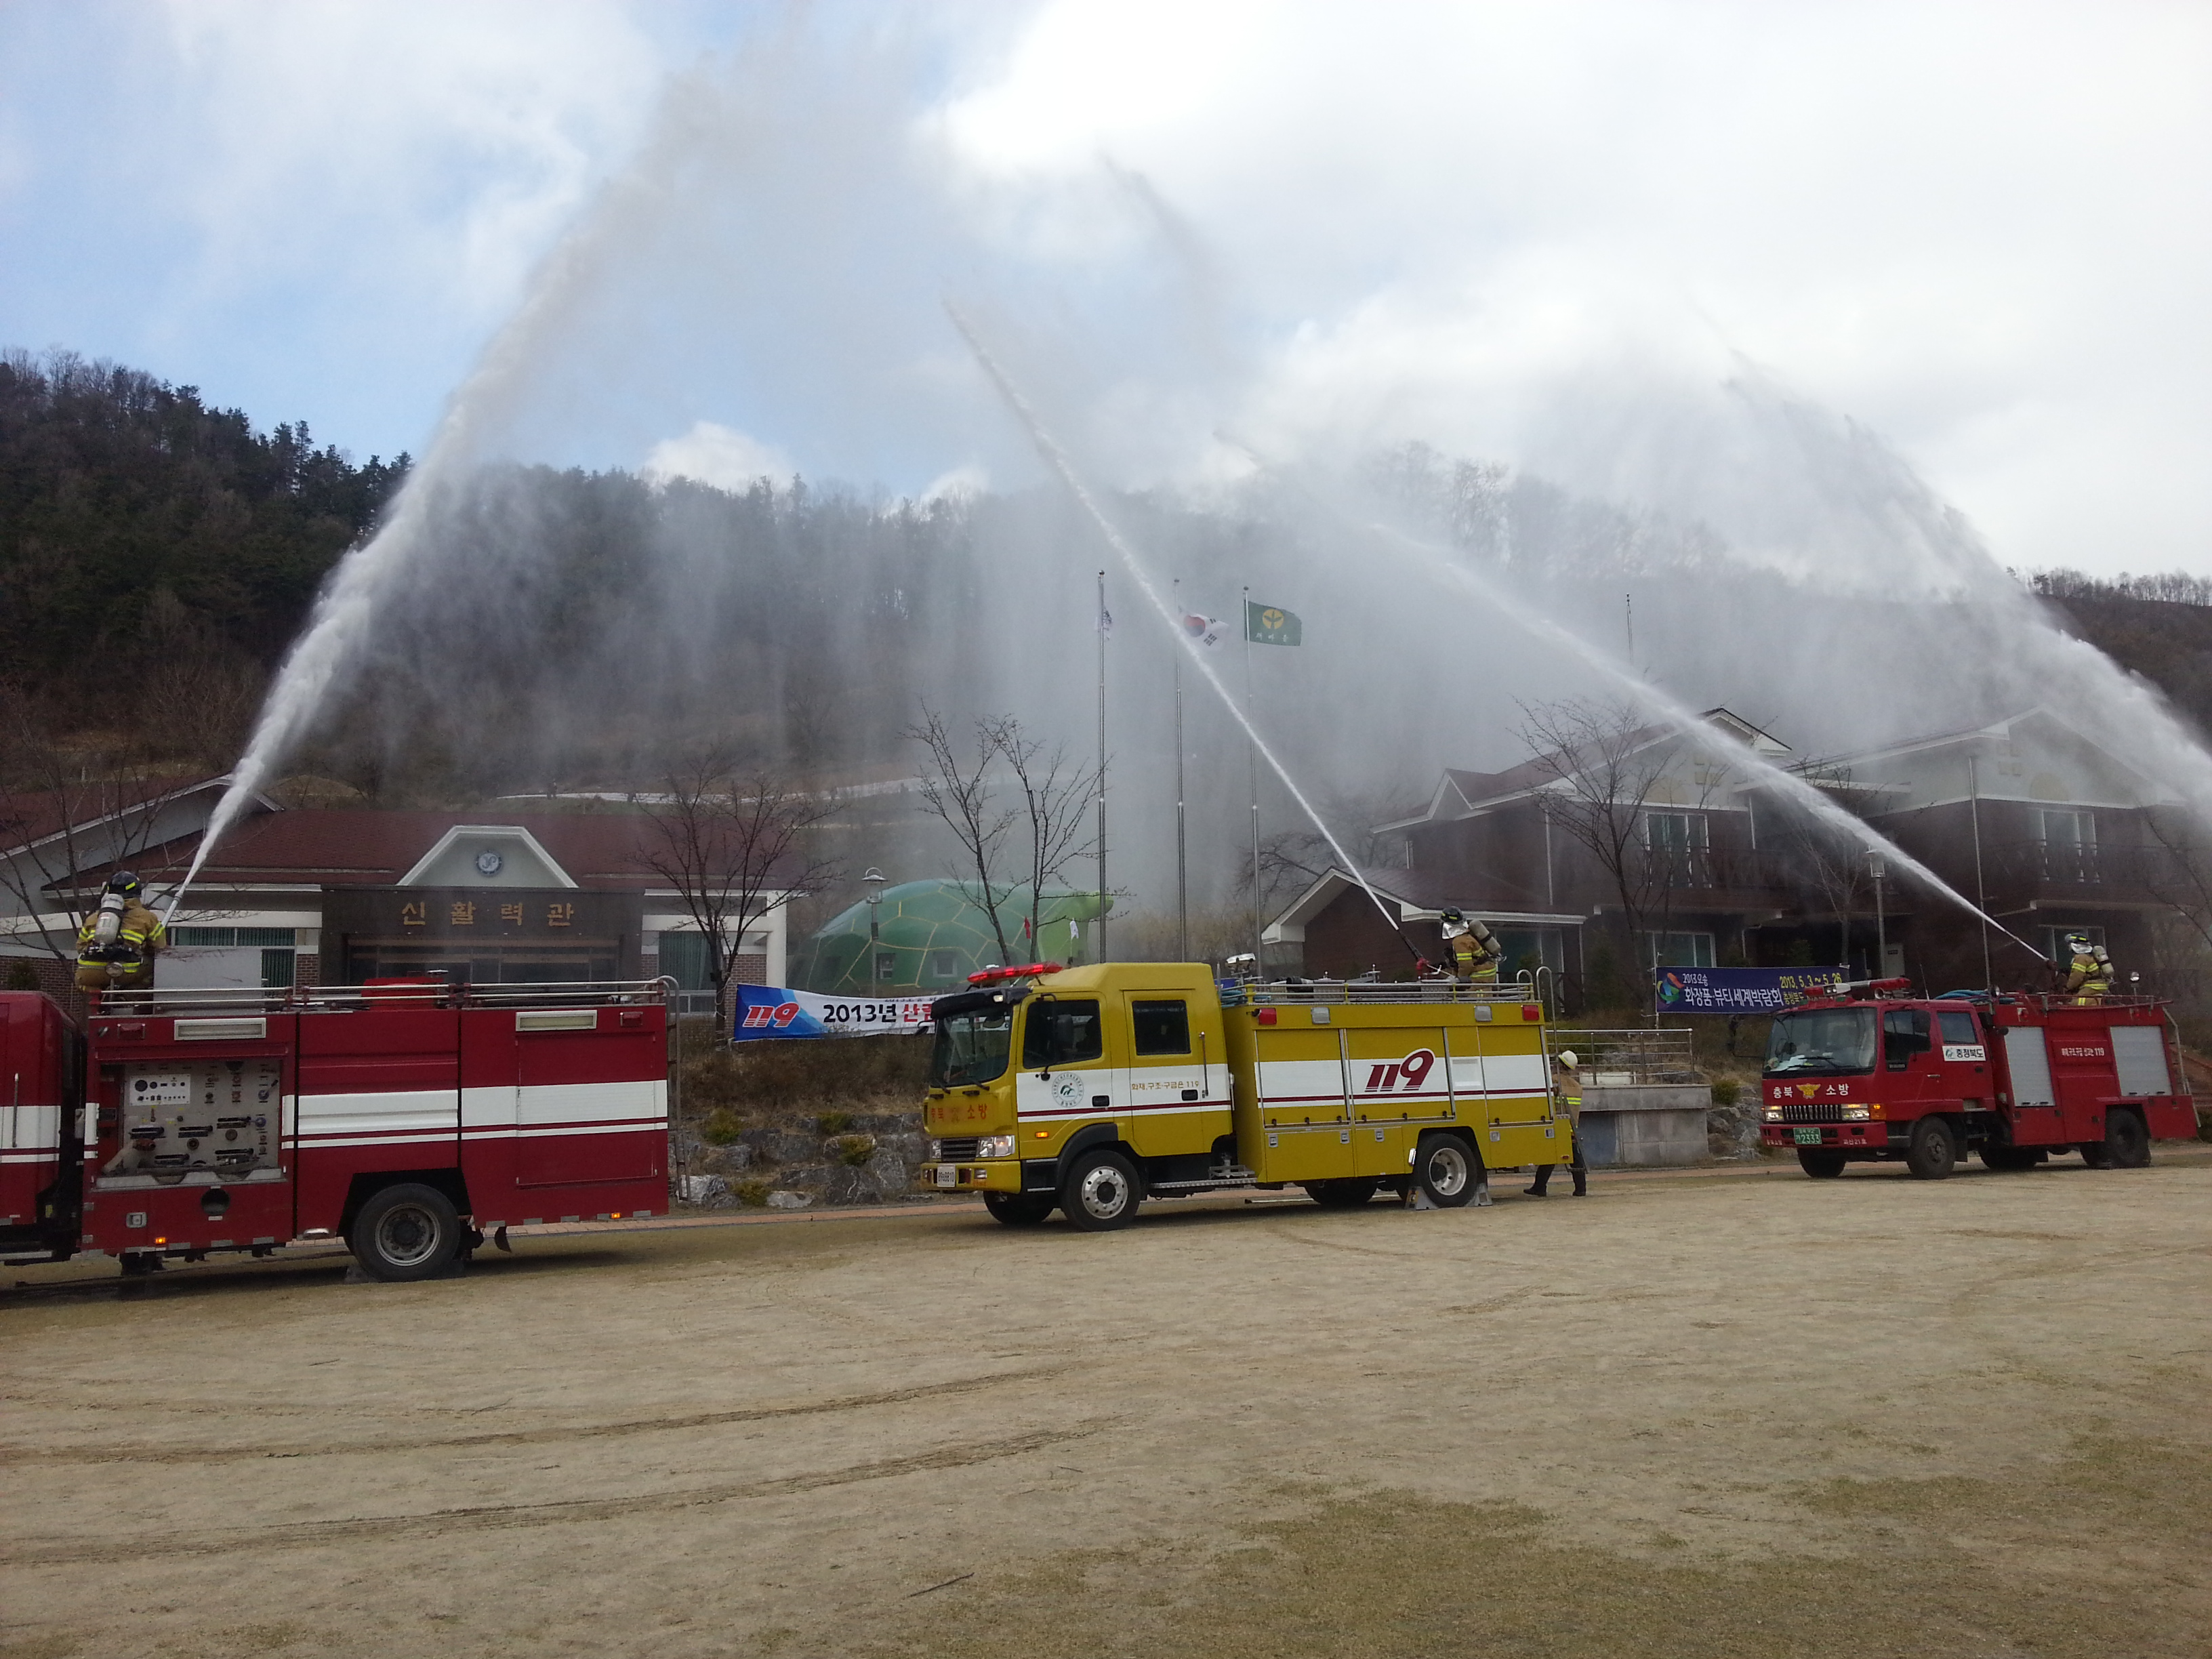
1759, 983, 2198, 1179
0, 978, 670, 1280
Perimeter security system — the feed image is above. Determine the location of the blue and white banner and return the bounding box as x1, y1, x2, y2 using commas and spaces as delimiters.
1656, 966, 1843, 1013
731, 983, 935, 1040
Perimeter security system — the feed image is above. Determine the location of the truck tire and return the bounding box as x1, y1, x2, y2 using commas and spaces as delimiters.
983, 1191, 1055, 1227
1796, 1149, 1847, 1178
350, 1183, 464, 1282
1413, 1136, 1477, 1208
1979, 1145, 2041, 1172
1302, 1178, 1380, 1208
2076, 1140, 2115, 1169
1059, 1149, 1143, 1231
2104, 1108, 2151, 1169
1905, 1117, 1958, 1181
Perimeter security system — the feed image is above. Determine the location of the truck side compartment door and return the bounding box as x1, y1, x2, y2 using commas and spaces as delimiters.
1247, 1015, 1350, 1183
510, 1008, 664, 1188
1933, 1007, 1994, 1132
294, 1008, 462, 1225
1999, 1024, 2064, 1146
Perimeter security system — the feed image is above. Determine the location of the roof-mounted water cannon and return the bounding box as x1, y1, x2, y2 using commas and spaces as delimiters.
1820, 975, 1912, 1000
965, 962, 1064, 986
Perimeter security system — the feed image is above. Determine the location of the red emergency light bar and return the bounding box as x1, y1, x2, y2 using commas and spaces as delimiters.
966, 962, 1065, 985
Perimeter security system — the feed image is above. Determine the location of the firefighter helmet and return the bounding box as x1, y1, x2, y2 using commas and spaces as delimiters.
1556, 1049, 1580, 1070
1439, 908, 1464, 924
2065, 933, 2092, 954
107, 871, 142, 898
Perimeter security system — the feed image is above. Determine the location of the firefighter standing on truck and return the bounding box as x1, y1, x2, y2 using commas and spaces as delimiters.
1439, 908, 1504, 985
2059, 934, 2112, 1005
75, 872, 165, 994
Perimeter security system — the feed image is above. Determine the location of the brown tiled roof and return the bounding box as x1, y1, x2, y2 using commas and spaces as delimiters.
58, 807, 684, 892
0, 775, 230, 855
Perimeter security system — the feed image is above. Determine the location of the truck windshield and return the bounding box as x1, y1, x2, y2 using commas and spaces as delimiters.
1765, 1008, 1877, 1076
930, 1009, 1015, 1088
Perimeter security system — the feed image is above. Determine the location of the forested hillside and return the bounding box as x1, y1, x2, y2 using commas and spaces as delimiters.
2030, 569, 2212, 739
0, 350, 407, 762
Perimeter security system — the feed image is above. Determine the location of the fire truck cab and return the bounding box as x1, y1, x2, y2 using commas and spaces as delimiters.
1, 978, 670, 1280
1759, 986, 2197, 1179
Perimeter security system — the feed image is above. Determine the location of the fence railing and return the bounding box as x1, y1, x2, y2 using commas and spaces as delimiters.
1235, 977, 1544, 1006
1544, 1027, 1700, 1086
97, 977, 676, 1015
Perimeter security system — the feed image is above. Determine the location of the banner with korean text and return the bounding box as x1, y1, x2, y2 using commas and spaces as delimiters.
1655, 966, 1845, 1013
730, 983, 936, 1040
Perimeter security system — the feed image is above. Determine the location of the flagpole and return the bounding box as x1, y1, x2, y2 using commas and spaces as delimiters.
1244, 586, 1261, 976
1174, 577, 1189, 962
1096, 568, 1107, 964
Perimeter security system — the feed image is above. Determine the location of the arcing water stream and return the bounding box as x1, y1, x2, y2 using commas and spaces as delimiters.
945, 304, 1420, 960
1351, 508, 2055, 970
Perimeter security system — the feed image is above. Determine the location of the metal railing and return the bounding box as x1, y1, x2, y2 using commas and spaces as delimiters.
1544, 1027, 1700, 1085
97, 977, 676, 1016
1234, 978, 1547, 1006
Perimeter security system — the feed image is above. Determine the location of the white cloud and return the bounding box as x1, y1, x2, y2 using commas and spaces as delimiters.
642, 421, 796, 492
920, 463, 989, 503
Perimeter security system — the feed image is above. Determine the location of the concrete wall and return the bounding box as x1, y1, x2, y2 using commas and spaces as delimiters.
1575, 1084, 1712, 1168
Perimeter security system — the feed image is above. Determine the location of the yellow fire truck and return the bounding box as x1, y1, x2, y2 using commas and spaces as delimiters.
919, 962, 1567, 1229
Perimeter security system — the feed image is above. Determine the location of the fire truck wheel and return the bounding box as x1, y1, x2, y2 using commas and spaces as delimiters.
350, 1183, 463, 1281
2103, 1109, 2151, 1168
1302, 1178, 1381, 1208
1905, 1117, 1958, 1181
1059, 1149, 1143, 1231
984, 1191, 1056, 1226
1795, 1149, 1847, 1178
2076, 1140, 2115, 1169
1413, 1136, 1477, 1208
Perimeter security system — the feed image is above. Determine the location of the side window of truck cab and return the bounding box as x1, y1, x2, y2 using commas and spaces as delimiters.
1130, 999, 1191, 1056
1883, 1008, 1931, 1071
1936, 1008, 1984, 1060
1021, 999, 1104, 1071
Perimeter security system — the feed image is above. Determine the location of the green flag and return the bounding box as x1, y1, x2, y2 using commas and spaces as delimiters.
1245, 600, 1303, 647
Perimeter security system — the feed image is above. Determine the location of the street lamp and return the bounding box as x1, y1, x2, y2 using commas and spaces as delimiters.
1868, 850, 1887, 978
863, 868, 887, 996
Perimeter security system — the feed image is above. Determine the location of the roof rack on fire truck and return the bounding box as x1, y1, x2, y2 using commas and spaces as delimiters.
1233, 978, 1542, 1008
94, 976, 677, 1017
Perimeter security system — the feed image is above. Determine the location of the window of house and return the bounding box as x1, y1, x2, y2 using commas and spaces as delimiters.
924, 949, 965, 985
1644, 812, 1708, 851
1646, 932, 1715, 968
1131, 998, 1192, 1055
173, 927, 298, 948
658, 931, 711, 991
2039, 809, 2095, 848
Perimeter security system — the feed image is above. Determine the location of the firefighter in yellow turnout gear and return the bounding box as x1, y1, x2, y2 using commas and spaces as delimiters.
75, 871, 165, 994
2059, 935, 2112, 1005
1439, 908, 1504, 985
1527, 1048, 1587, 1197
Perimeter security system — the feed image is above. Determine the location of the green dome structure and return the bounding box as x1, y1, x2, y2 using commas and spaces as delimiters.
791, 881, 1109, 995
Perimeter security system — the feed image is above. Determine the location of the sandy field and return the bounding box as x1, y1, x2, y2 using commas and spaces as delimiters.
3, 1149, 2209, 1659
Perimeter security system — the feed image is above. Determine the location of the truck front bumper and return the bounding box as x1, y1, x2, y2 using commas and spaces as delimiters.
1761, 1123, 1901, 1152
918, 1160, 1021, 1193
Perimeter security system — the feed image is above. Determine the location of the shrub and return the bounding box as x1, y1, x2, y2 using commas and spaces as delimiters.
733, 1178, 773, 1207
816, 1109, 855, 1134
1710, 1078, 1742, 1107
3, 959, 39, 991
830, 1132, 877, 1168
699, 1107, 745, 1146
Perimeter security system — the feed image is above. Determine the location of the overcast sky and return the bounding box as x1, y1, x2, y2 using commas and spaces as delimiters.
3, 0, 2207, 576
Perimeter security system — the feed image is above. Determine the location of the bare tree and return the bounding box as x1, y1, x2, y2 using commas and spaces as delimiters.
1517, 697, 1710, 1006
1771, 769, 1883, 967
0, 687, 180, 962
635, 753, 841, 1038
906, 707, 1101, 967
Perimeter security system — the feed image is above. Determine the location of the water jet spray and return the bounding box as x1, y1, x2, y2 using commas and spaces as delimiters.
945, 302, 1425, 968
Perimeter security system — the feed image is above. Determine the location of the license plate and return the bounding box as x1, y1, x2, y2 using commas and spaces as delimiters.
1793, 1127, 1824, 1146
933, 1165, 957, 1188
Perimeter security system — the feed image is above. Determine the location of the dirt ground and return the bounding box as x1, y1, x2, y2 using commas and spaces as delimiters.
4, 1150, 2209, 1659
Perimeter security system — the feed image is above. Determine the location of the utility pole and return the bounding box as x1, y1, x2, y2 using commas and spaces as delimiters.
1968, 754, 1994, 994
1870, 853, 1888, 975
863, 867, 886, 996
1624, 592, 1635, 663
1174, 578, 1189, 962
1096, 569, 1107, 965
